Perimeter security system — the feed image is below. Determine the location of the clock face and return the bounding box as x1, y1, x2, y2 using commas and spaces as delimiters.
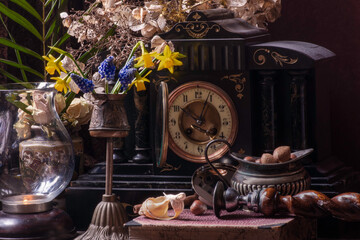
168, 81, 238, 163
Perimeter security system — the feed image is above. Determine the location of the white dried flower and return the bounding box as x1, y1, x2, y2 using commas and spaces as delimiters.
60, 12, 68, 19
141, 21, 159, 38
14, 120, 31, 139
132, 7, 148, 23
27, 91, 51, 125
54, 93, 66, 114
63, 97, 93, 126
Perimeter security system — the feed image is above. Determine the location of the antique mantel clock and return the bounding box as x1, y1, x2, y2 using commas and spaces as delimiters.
67, 8, 335, 230
152, 9, 269, 175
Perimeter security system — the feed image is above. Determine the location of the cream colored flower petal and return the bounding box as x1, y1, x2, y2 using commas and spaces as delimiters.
139, 192, 185, 220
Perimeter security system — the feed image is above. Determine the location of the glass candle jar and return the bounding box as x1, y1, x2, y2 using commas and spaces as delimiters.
0, 82, 74, 213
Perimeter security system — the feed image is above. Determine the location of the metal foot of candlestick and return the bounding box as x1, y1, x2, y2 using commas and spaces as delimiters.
76, 138, 128, 240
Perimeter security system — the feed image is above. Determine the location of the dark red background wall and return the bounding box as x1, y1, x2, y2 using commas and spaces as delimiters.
268, 0, 360, 169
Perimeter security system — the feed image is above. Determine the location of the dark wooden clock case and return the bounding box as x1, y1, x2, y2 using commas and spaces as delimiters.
66, 9, 335, 230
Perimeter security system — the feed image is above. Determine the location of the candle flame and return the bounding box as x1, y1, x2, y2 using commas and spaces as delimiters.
22, 195, 33, 205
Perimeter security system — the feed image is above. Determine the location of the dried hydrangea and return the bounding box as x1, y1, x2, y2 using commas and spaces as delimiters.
63, 0, 281, 68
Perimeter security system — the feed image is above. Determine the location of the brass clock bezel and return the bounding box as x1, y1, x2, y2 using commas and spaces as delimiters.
168, 81, 238, 163
155, 81, 169, 167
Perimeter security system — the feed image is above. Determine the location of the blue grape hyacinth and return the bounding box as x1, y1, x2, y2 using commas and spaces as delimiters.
118, 56, 137, 92
98, 56, 116, 82
70, 73, 94, 93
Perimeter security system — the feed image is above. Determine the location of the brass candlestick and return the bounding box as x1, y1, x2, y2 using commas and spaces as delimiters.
76, 94, 130, 240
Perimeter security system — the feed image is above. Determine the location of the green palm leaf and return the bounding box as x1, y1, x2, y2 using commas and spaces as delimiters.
45, 0, 54, 7
0, 15, 28, 82
45, 0, 59, 23
0, 68, 23, 83
45, 20, 57, 41
48, 33, 70, 53
0, 59, 44, 79
0, 69, 34, 88
0, 38, 43, 61
0, 2, 42, 41
10, 0, 42, 22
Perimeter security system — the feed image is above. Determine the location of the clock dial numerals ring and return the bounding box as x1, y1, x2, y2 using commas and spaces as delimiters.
168, 81, 238, 163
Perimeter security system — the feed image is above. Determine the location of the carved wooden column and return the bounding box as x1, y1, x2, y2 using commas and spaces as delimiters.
257, 70, 278, 153
289, 70, 309, 150
132, 88, 151, 163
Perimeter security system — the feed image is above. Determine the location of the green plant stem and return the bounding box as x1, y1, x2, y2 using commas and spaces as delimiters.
73, 60, 85, 78
105, 82, 109, 94
122, 68, 149, 94
125, 41, 142, 65
111, 41, 143, 94
61, 91, 76, 114
77, 26, 116, 63
6, 94, 32, 115
84, 1, 100, 15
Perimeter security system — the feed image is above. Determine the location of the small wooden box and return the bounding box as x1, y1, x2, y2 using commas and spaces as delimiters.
126, 209, 316, 240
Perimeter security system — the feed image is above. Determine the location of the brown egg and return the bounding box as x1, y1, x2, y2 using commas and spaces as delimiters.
190, 200, 207, 215
273, 146, 291, 163
290, 153, 297, 159
260, 153, 277, 164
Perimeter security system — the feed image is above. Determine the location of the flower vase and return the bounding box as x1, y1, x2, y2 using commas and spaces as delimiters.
77, 93, 129, 240
89, 94, 130, 138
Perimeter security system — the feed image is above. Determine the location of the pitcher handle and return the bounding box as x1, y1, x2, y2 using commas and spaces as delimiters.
204, 139, 232, 188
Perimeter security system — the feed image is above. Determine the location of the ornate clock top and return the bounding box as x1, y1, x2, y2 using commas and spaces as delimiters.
161, 9, 269, 40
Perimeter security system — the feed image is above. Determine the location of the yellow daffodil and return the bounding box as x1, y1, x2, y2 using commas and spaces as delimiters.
43, 54, 67, 75
134, 51, 159, 68
129, 71, 151, 91
51, 75, 71, 94
156, 45, 184, 74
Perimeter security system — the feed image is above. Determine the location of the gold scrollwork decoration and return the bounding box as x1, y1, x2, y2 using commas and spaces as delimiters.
175, 22, 220, 39
253, 48, 298, 67
160, 163, 182, 173
152, 75, 178, 91
221, 73, 246, 100
271, 51, 298, 66
192, 13, 201, 21
238, 149, 245, 155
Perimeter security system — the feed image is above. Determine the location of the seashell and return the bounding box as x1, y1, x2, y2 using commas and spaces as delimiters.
139, 192, 186, 220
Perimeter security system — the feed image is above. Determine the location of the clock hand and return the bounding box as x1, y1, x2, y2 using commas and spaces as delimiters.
191, 124, 217, 139
197, 92, 211, 125
180, 107, 199, 122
